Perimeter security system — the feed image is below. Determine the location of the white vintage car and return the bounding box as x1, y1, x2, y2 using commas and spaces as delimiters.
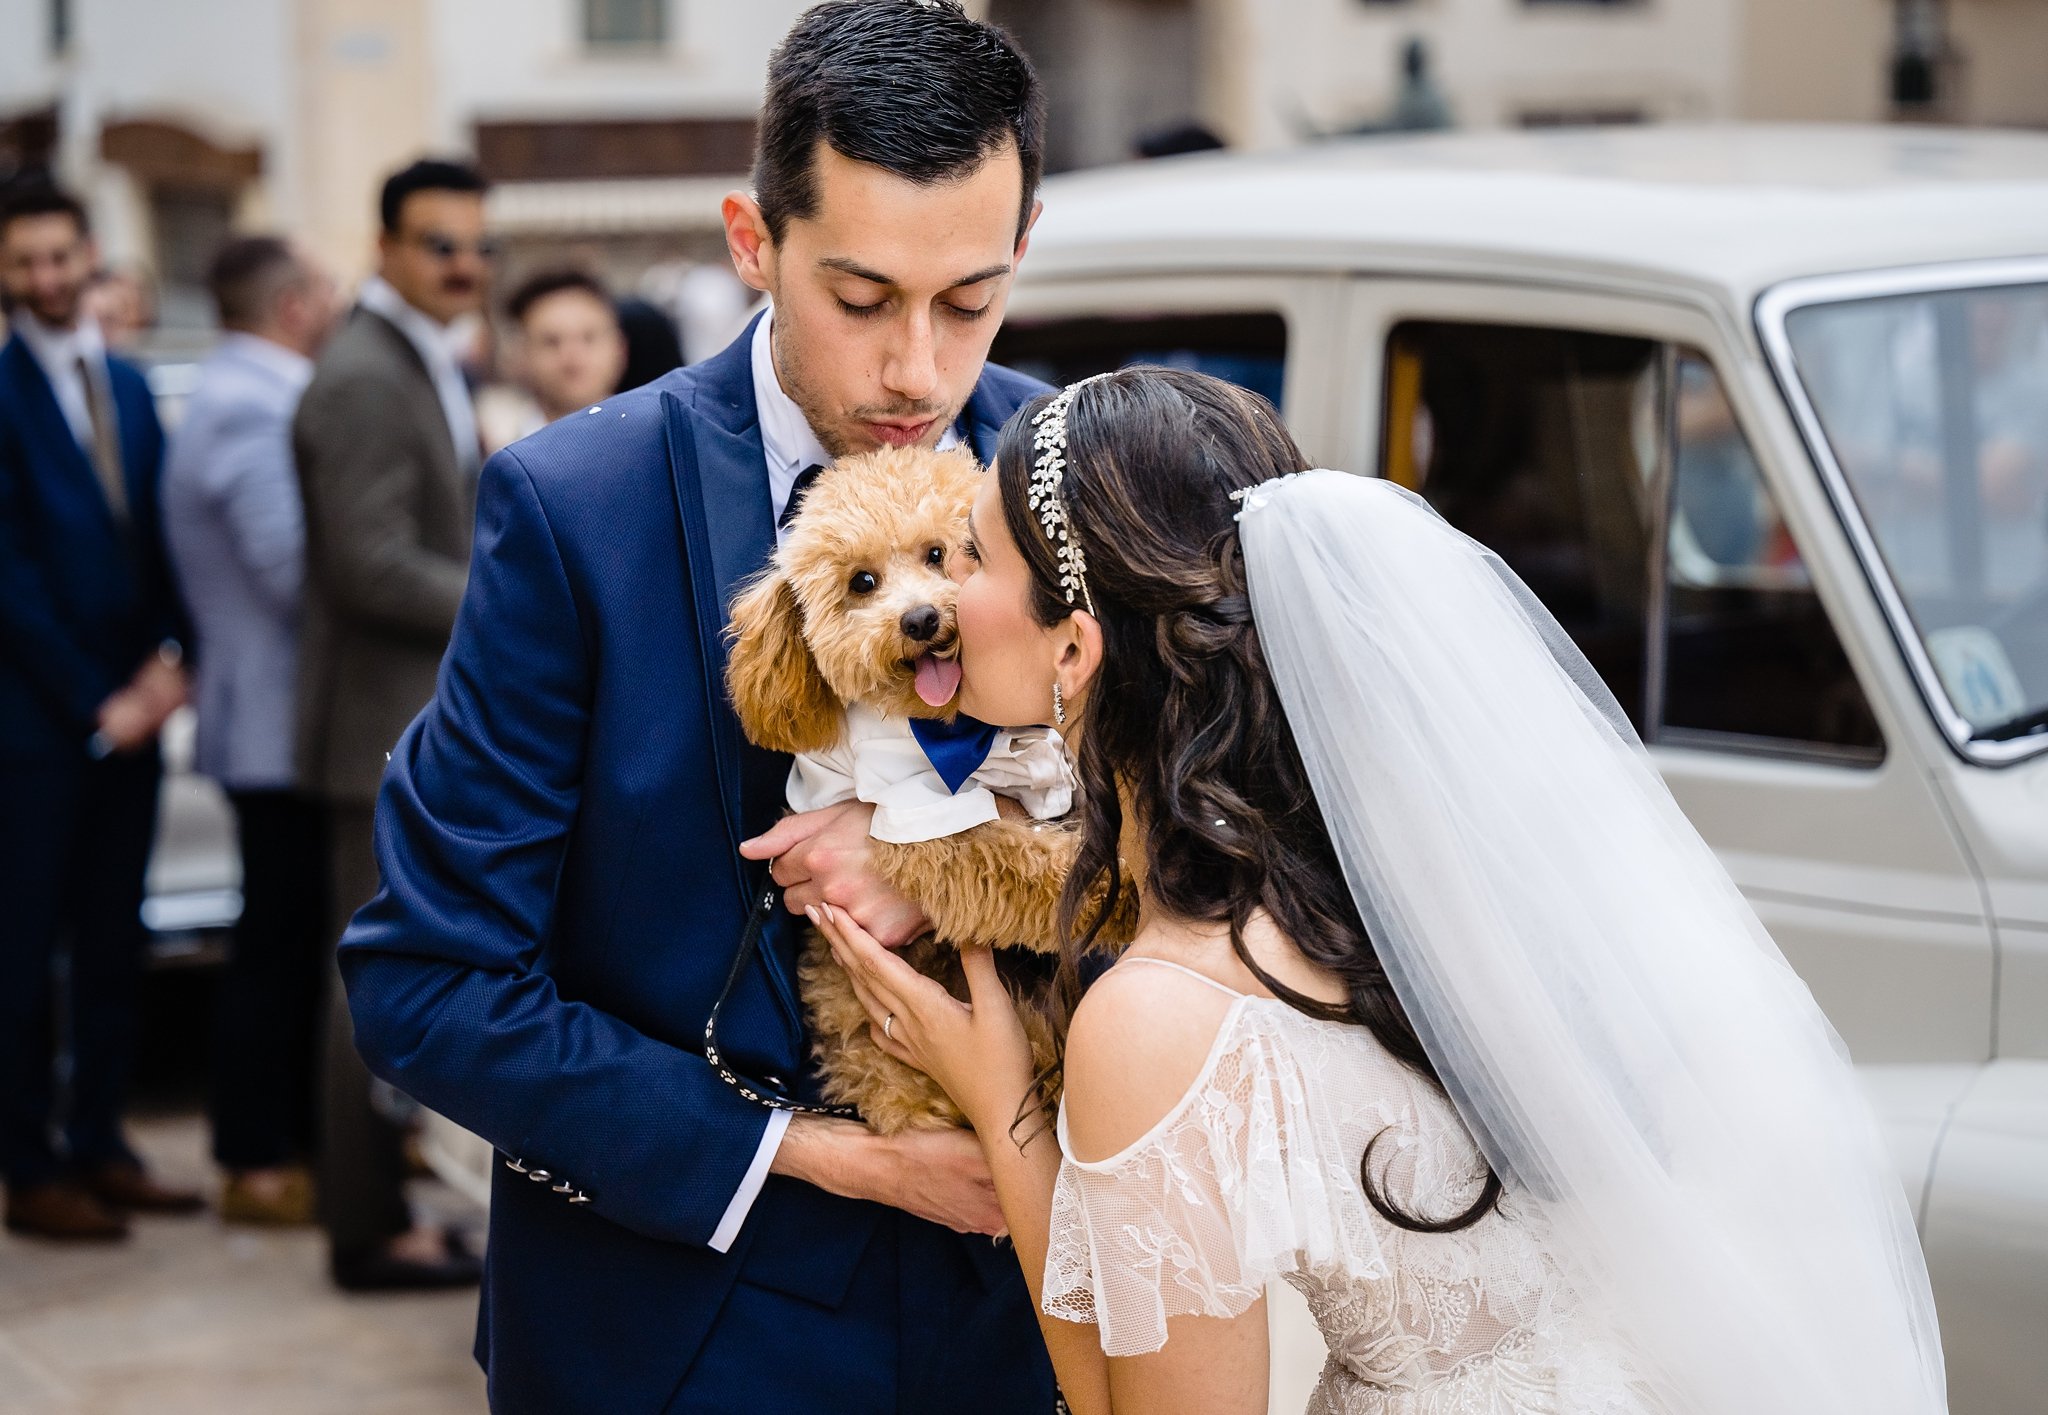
995, 124, 2048, 1413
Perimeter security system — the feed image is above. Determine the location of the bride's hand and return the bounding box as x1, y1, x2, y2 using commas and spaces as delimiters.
808, 904, 1039, 1137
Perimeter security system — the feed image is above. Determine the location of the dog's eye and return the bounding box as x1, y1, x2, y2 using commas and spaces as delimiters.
849, 570, 878, 595
926, 546, 945, 567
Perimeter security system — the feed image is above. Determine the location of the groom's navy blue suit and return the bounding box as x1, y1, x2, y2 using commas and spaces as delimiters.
340, 316, 1054, 1414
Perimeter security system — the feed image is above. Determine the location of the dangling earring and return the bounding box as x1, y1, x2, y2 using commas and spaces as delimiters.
1052, 681, 1066, 727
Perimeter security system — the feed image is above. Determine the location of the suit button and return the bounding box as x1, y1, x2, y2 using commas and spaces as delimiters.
552, 1181, 574, 1194
505, 1156, 528, 1174
527, 1169, 551, 1183
569, 1190, 592, 1205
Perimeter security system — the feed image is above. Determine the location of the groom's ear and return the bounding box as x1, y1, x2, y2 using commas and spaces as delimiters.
1013, 197, 1043, 266
726, 569, 843, 756
721, 191, 774, 295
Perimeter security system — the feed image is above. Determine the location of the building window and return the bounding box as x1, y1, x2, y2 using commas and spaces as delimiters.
1518, 107, 1648, 128
1381, 321, 1882, 761
584, 0, 665, 49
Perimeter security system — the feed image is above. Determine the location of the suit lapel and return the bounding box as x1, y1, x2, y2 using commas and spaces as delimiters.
357, 309, 463, 489
665, 318, 809, 1037
664, 316, 777, 852
961, 374, 1024, 465
111, 363, 155, 518
1, 338, 129, 546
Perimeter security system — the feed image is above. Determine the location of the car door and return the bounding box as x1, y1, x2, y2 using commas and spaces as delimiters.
1338, 278, 1996, 1068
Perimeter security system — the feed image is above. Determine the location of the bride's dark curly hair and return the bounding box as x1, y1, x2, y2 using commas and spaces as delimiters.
994, 366, 1501, 1234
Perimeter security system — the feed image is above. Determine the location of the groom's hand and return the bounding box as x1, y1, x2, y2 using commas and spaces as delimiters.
742, 802, 929, 948
771, 1115, 1004, 1236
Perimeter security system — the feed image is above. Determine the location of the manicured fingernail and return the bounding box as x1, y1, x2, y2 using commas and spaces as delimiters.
805, 905, 820, 924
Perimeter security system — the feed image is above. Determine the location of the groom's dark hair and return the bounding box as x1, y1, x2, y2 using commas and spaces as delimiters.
754, 1, 1045, 246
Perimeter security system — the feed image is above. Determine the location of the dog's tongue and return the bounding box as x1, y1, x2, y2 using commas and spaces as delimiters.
914, 654, 962, 707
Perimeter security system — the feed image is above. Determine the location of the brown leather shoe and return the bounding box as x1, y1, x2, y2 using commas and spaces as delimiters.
78, 1161, 205, 1215
220, 1166, 316, 1227
5, 1181, 131, 1241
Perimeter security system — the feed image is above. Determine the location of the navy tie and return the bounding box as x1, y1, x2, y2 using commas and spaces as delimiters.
779, 463, 826, 531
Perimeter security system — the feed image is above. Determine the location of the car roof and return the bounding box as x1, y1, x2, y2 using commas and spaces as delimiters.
1026, 124, 2048, 310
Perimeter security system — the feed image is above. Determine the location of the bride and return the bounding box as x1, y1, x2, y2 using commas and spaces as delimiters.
807, 367, 1947, 1415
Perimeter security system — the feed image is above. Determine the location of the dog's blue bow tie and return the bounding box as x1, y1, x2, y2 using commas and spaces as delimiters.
910, 714, 1000, 795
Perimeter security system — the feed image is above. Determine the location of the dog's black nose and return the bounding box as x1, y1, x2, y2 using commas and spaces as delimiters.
900, 605, 941, 642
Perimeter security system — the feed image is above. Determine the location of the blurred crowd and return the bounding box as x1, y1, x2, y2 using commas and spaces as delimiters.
0, 156, 716, 1292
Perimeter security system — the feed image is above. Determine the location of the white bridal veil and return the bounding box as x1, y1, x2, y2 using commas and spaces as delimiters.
1235, 471, 1946, 1415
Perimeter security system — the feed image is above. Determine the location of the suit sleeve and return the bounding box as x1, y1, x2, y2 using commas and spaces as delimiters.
339, 447, 772, 1248
293, 374, 468, 646
0, 414, 118, 736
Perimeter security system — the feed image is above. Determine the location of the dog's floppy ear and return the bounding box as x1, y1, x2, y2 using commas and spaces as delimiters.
726, 568, 843, 755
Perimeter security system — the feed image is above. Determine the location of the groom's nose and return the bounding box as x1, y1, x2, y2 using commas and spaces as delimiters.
880, 311, 938, 404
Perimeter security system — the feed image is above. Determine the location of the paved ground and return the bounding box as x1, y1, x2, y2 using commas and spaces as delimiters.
0, 1112, 486, 1415
0, 1108, 1329, 1414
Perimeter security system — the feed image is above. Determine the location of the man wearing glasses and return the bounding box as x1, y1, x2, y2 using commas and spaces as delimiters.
291, 157, 494, 1291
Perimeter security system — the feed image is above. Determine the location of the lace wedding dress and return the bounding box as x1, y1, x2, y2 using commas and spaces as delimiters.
1041, 958, 1659, 1415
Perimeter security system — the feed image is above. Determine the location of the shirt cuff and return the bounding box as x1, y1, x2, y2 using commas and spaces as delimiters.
707, 1107, 790, 1253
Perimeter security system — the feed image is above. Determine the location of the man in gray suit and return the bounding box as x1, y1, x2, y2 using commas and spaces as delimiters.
163, 236, 339, 1228
292, 158, 492, 1291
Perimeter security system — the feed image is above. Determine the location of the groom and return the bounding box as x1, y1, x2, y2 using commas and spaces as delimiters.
338, 4, 1056, 1411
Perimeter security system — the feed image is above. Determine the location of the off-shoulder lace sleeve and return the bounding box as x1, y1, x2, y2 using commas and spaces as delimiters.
1041, 1004, 1392, 1357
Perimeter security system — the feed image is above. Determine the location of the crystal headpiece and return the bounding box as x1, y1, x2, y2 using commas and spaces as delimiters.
1027, 372, 1115, 616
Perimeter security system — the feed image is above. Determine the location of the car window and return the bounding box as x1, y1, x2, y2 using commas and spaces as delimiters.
1383, 320, 1658, 725
1383, 320, 1882, 762
1785, 283, 2048, 749
1663, 353, 1883, 760
991, 311, 1286, 411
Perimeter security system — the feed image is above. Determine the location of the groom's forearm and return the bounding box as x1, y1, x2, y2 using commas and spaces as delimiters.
771, 1116, 1005, 1235
770, 1114, 880, 1193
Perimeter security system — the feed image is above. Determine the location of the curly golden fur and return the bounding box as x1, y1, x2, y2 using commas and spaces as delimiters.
726, 446, 1133, 1132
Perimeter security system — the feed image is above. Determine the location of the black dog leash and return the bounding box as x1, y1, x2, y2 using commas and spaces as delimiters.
703, 868, 861, 1120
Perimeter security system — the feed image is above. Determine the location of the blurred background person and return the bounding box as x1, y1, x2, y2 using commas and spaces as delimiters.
292, 157, 489, 1292
0, 182, 199, 1242
82, 265, 158, 354
508, 268, 628, 424
161, 234, 340, 1228
1387, 37, 1455, 133
613, 292, 685, 393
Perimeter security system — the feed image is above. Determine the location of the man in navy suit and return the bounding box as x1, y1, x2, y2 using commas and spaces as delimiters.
0, 182, 203, 1240
341, 4, 1062, 1410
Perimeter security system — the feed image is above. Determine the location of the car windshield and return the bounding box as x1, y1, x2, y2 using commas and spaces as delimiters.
1784, 282, 2048, 749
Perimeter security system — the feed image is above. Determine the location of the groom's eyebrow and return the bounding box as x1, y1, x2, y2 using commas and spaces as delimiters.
818, 256, 1012, 290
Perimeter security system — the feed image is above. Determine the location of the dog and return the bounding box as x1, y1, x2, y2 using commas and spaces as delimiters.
726, 445, 1129, 1133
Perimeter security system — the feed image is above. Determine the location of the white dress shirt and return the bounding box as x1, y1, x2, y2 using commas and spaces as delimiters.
707, 309, 972, 1253
11, 309, 109, 454
356, 276, 482, 474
